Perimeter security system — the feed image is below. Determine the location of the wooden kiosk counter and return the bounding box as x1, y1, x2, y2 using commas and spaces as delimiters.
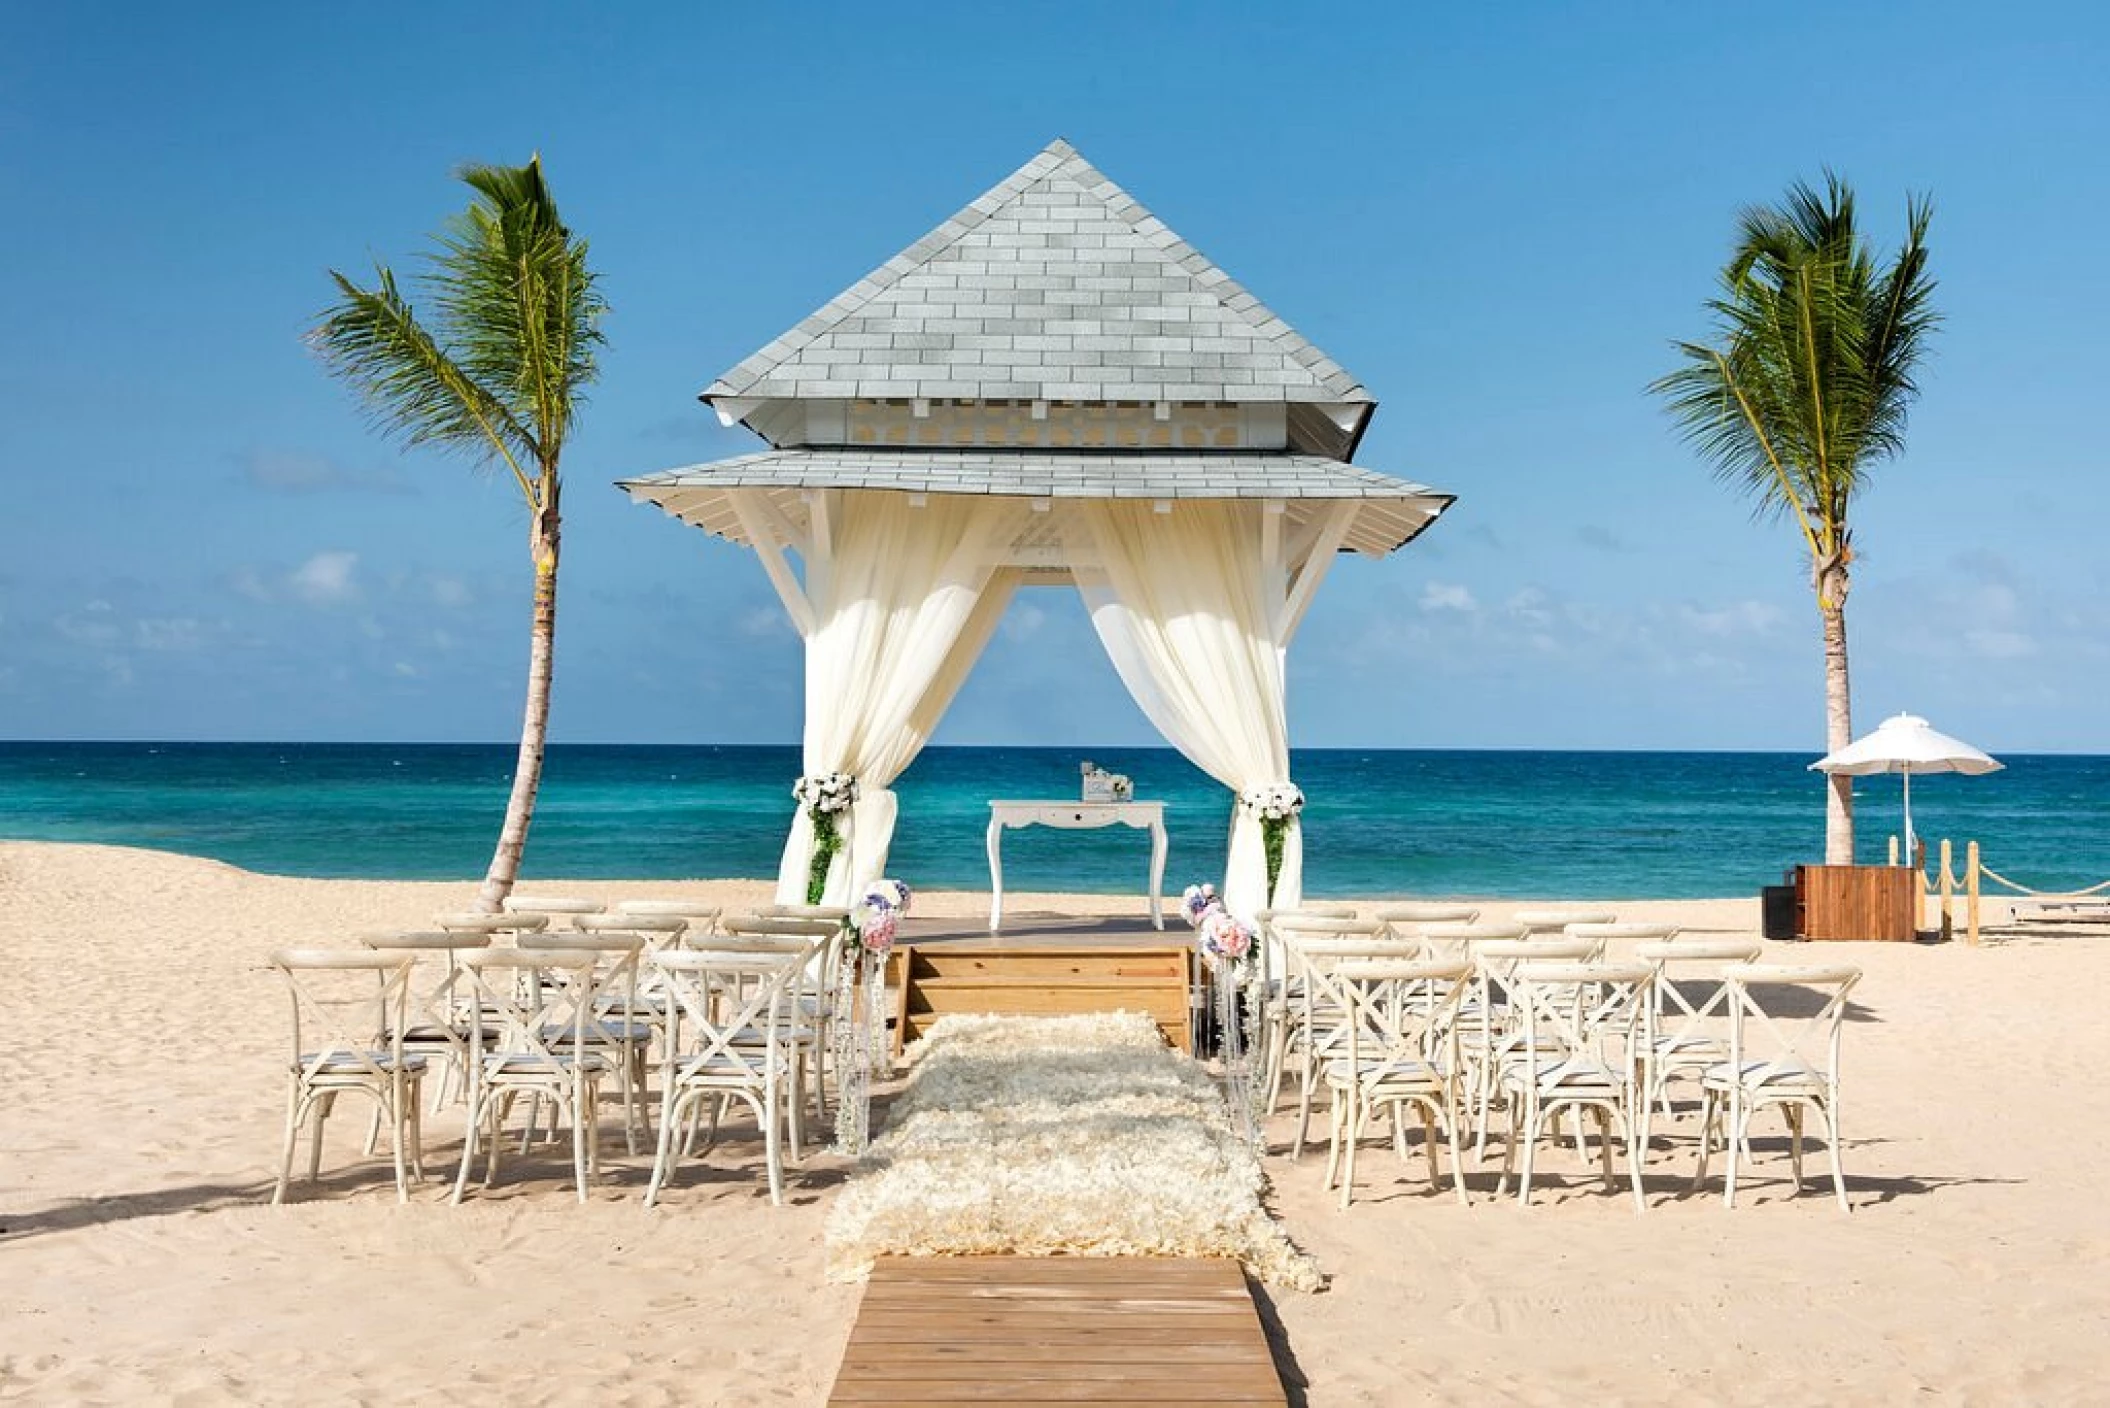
1796, 864, 1918, 942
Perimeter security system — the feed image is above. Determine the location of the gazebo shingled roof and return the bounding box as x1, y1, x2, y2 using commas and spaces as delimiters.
618, 137, 1453, 563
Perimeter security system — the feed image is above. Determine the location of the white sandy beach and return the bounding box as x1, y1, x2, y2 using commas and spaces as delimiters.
3, 839, 2105, 1405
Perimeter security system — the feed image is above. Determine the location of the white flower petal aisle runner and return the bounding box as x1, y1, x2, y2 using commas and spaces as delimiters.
824, 1011, 1320, 1292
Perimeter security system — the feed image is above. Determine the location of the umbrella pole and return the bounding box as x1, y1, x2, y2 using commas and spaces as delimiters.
1901, 768, 1915, 870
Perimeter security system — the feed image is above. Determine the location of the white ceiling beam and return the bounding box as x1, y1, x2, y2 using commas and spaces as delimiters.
729, 490, 816, 638
1282, 503, 1356, 640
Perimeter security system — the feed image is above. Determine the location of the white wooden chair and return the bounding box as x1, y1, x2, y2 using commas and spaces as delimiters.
1494, 960, 1653, 1210
501, 895, 603, 931
358, 930, 491, 1110
1567, 921, 1679, 949
270, 950, 425, 1205
644, 940, 823, 1206
517, 931, 651, 1154
618, 899, 723, 936
1418, 920, 1529, 961
451, 947, 619, 1203
1371, 903, 1480, 944
1262, 915, 1390, 1122
1322, 958, 1472, 1208
1631, 938, 1763, 1154
1694, 964, 1861, 1210
721, 914, 845, 1116
1464, 935, 1599, 1157
1278, 931, 1425, 1157
1511, 908, 1617, 937
434, 911, 549, 938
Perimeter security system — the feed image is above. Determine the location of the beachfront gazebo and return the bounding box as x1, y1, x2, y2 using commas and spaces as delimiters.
618, 139, 1452, 916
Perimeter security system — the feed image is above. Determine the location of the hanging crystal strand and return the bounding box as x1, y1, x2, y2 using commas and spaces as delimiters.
833, 946, 864, 1153
863, 948, 886, 1109
1215, 959, 1258, 1149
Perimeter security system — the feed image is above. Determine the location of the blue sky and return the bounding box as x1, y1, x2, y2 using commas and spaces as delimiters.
2, 2, 2104, 751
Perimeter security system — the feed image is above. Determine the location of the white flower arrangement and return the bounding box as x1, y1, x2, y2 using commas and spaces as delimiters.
1240, 782, 1304, 821
847, 878, 912, 958
792, 771, 860, 815
824, 1012, 1319, 1292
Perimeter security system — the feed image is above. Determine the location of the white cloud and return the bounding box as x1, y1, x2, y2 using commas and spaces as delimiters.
289, 551, 359, 606
1419, 581, 1477, 614
1677, 600, 1783, 637
393, 660, 419, 677
428, 575, 473, 609
1964, 629, 2036, 660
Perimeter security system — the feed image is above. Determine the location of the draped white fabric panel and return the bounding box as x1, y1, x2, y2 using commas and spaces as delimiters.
1075, 500, 1306, 917
772, 493, 1022, 904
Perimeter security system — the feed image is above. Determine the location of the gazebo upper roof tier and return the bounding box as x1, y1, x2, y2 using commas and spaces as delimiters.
703, 140, 1377, 458
618, 449, 1453, 559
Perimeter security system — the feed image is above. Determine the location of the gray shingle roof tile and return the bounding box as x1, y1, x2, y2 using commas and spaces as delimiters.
702, 140, 1373, 417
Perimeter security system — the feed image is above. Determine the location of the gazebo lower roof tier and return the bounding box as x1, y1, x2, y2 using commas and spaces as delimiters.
617, 449, 1453, 558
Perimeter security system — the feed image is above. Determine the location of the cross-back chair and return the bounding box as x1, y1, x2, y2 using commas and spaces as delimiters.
1694, 964, 1861, 1210
1494, 960, 1653, 1209
358, 930, 491, 1111
645, 939, 824, 1206
1321, 958, 1472, 1208
270, 949, 425, 1205
1631, 938, 1763, 1155
451, 947, 623, 1203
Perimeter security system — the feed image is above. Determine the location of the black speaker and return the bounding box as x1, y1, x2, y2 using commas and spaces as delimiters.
1760, 884, 1799, 940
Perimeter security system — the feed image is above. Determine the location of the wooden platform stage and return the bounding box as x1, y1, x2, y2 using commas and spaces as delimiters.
888, 913, 1196, 1054
827, 1255, 1287, 1406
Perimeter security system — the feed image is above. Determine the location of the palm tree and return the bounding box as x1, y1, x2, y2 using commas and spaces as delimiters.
311, 157, 606, 910
1653, 174, 1937, 865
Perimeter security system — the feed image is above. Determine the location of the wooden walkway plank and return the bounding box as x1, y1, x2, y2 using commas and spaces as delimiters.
828, 1257, 1286, 1407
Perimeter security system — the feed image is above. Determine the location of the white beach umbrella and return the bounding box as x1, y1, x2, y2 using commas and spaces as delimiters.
1809, 713, 2003, 865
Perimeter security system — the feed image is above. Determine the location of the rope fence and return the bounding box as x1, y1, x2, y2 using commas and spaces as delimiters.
1896, 837, 2110, 945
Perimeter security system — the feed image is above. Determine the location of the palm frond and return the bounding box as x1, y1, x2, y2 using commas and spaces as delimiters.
1652, 173, 1938, 551
428, 156, 607, 469
309, 266, 536, 497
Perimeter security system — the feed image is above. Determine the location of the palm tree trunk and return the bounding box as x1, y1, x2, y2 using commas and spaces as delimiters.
1818, 560, 1854, 865
476, 490, 560, 912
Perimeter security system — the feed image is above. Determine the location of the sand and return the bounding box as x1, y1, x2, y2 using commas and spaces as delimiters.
2, 839, 2105, 1405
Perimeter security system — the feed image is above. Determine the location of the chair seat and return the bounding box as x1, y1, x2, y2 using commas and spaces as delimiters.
1504, 1056, 1624, 1094
482, 1051, 610, 1076
294, 1052, 428, 1076
1648, 1033, 1726, 1058
1702, 1059, 1825, 1094
1323, 1056, 1446, 1090
540, 1020, 653, 1046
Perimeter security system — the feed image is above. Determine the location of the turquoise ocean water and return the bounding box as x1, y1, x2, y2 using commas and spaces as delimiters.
0, 742, 2103, 900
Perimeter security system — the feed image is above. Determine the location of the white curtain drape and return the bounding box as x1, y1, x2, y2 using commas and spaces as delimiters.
774, 492, 1022, 904
1075, 500, 1312, 918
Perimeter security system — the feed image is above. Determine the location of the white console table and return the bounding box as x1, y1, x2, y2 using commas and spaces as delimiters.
986, 800, 1167, 933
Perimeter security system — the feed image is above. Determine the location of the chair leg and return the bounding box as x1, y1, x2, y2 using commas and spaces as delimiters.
1787, 1104, 1806, 1191
1323, 1093, 1346, 1195
1725, 1094, 1750, 1209
571, 1076, 591, 1204
646, 1087, 687, 1209
1818, 1101, 1850, 1212
1595, 1107, 1616, 1192
308, 1092, 333, 1184
273, 1082, 303, 1206
1517, 1100, 1541, 1207
1443, 1096, 1470, 1207
1338, 1095, 1362, 1211
1422, 1106, 1441, 1192
763, 1086, 784, 1206
451, 1091, 482, 1205
1692, 1089, 1717, 1195
388, 1082, 411, 1204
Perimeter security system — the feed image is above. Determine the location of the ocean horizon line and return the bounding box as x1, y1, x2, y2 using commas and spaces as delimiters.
5, 737, 2107, 760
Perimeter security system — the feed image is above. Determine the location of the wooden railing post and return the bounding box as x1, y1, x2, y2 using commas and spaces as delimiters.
1967, 840, 1981, 946
1939, 838, 1954, 941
